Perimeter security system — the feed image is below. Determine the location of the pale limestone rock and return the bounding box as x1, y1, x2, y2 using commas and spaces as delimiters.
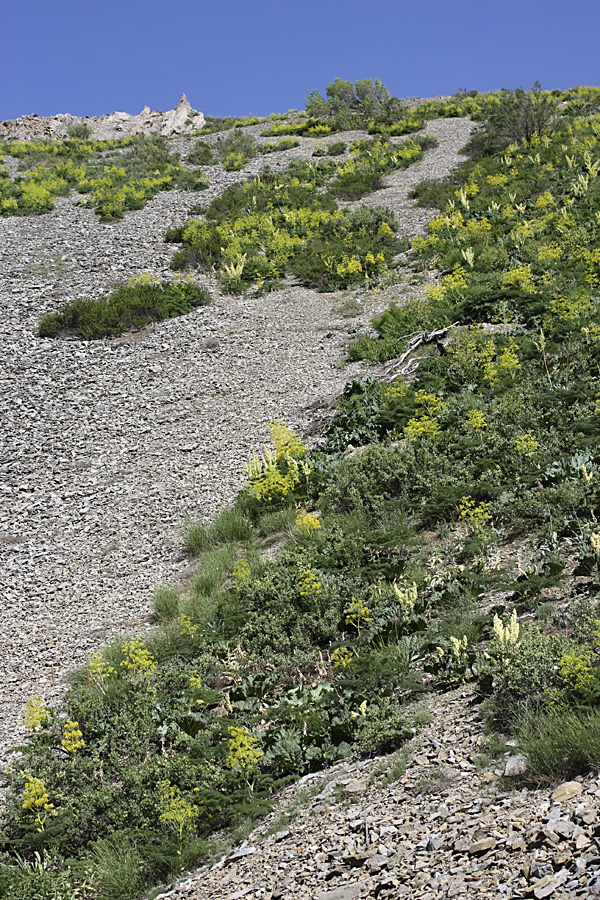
0, 95, 204, 141
551, 781, 583, 803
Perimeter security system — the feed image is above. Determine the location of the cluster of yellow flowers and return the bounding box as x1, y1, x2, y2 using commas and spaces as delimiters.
189, 671, 203, 689
465, 409, 487, 432
515, 433, 539, 457
404, 389, 445, 443
298, 570, 323, 597
426, 264, 469, 304
381, 378, 407, 406
226, 726, 264, 780
492, 609, 520, 657
501, 264, 536, 293
158, 780, 198, 843
345, 596, 373, 630
120, 639, 157, 675
179, 614, 199, 637
24, 696, 49, 731
61, 720, 85, 754
88, 651, 117, 682
331, 647, 354, 669
230, 557, 252, 584
481, 338, 522, 385
245, 421, 311, 503
458, 495, 492, 534
404, 415, 442, 442
295, 509, 321, 535
22, 775, 54, 828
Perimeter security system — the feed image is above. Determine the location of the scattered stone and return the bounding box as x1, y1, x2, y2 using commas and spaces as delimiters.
552, 782, 583, 803
469, 837, 497, 855
504, 754, 527, 777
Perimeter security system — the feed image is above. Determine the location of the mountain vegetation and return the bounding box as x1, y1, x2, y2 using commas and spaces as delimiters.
2, 78, 600, 899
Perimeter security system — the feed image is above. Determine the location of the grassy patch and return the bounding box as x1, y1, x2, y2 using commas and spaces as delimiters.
517, 708, 600, 779
38, 274, 210, 339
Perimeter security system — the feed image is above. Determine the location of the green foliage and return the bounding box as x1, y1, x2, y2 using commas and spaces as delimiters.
517, 708, 600, 779
260, 138, 300, 153
66, 123, 92, 140
152, 585, 180, 624
38, 275, 210, 339
8, 81, 600, 900
215, 130, 259, 170
167, 136, 436, 293
326, 140, 347, 156
85, 835, 144, 900
465, 82, 560, 155
1, 134, 189, 220
355, 699, 413, 755
186, 140, 215, 166
0, 855, 75, 899
305, 78, 406, 130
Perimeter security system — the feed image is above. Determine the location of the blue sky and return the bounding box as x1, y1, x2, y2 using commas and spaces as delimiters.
2, 0, 599, 121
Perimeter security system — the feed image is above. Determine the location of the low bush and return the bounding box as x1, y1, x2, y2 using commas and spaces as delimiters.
215, 130, 259, 170
186, 140, 215, 166
260, 138, 300, 154
38, 274, 210, 339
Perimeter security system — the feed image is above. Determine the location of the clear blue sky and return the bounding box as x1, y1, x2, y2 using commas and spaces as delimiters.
2, 0, 599, 121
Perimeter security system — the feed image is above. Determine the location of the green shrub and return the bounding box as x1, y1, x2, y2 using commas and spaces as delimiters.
187, 140, 215, 166
305, 78, 406, 130
66, 122, 92, 140
327, 140, 347, 156
38, 275, 210, 339
465, 82, 560, 155
215, 130, 258, 169
0, 856, 75, 900
260, 138, 300, 153
356, 700, 412, 756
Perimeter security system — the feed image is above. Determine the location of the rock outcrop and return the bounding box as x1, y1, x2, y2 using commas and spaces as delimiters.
0, 93, 204, 141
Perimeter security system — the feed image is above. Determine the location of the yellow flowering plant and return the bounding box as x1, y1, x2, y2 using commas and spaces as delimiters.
331, 646, 354, 670
22, 776, 54, 830
226, 726, 264, 789
61, 720, 85, 754
120, 638, 157, 676
158, 780, 198, 849
24, 696, 50, 732
295, 509, 321, 535
245, 421, 312, 504
345, 596, 373, 634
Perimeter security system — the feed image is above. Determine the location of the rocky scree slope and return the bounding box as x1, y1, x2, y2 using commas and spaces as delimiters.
154, 689, 600, 900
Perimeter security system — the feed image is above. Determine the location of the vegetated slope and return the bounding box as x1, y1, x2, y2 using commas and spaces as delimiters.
2, 82, 600, 900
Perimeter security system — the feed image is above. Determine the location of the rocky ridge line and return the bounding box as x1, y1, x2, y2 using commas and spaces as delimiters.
0, 93, 204, 141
